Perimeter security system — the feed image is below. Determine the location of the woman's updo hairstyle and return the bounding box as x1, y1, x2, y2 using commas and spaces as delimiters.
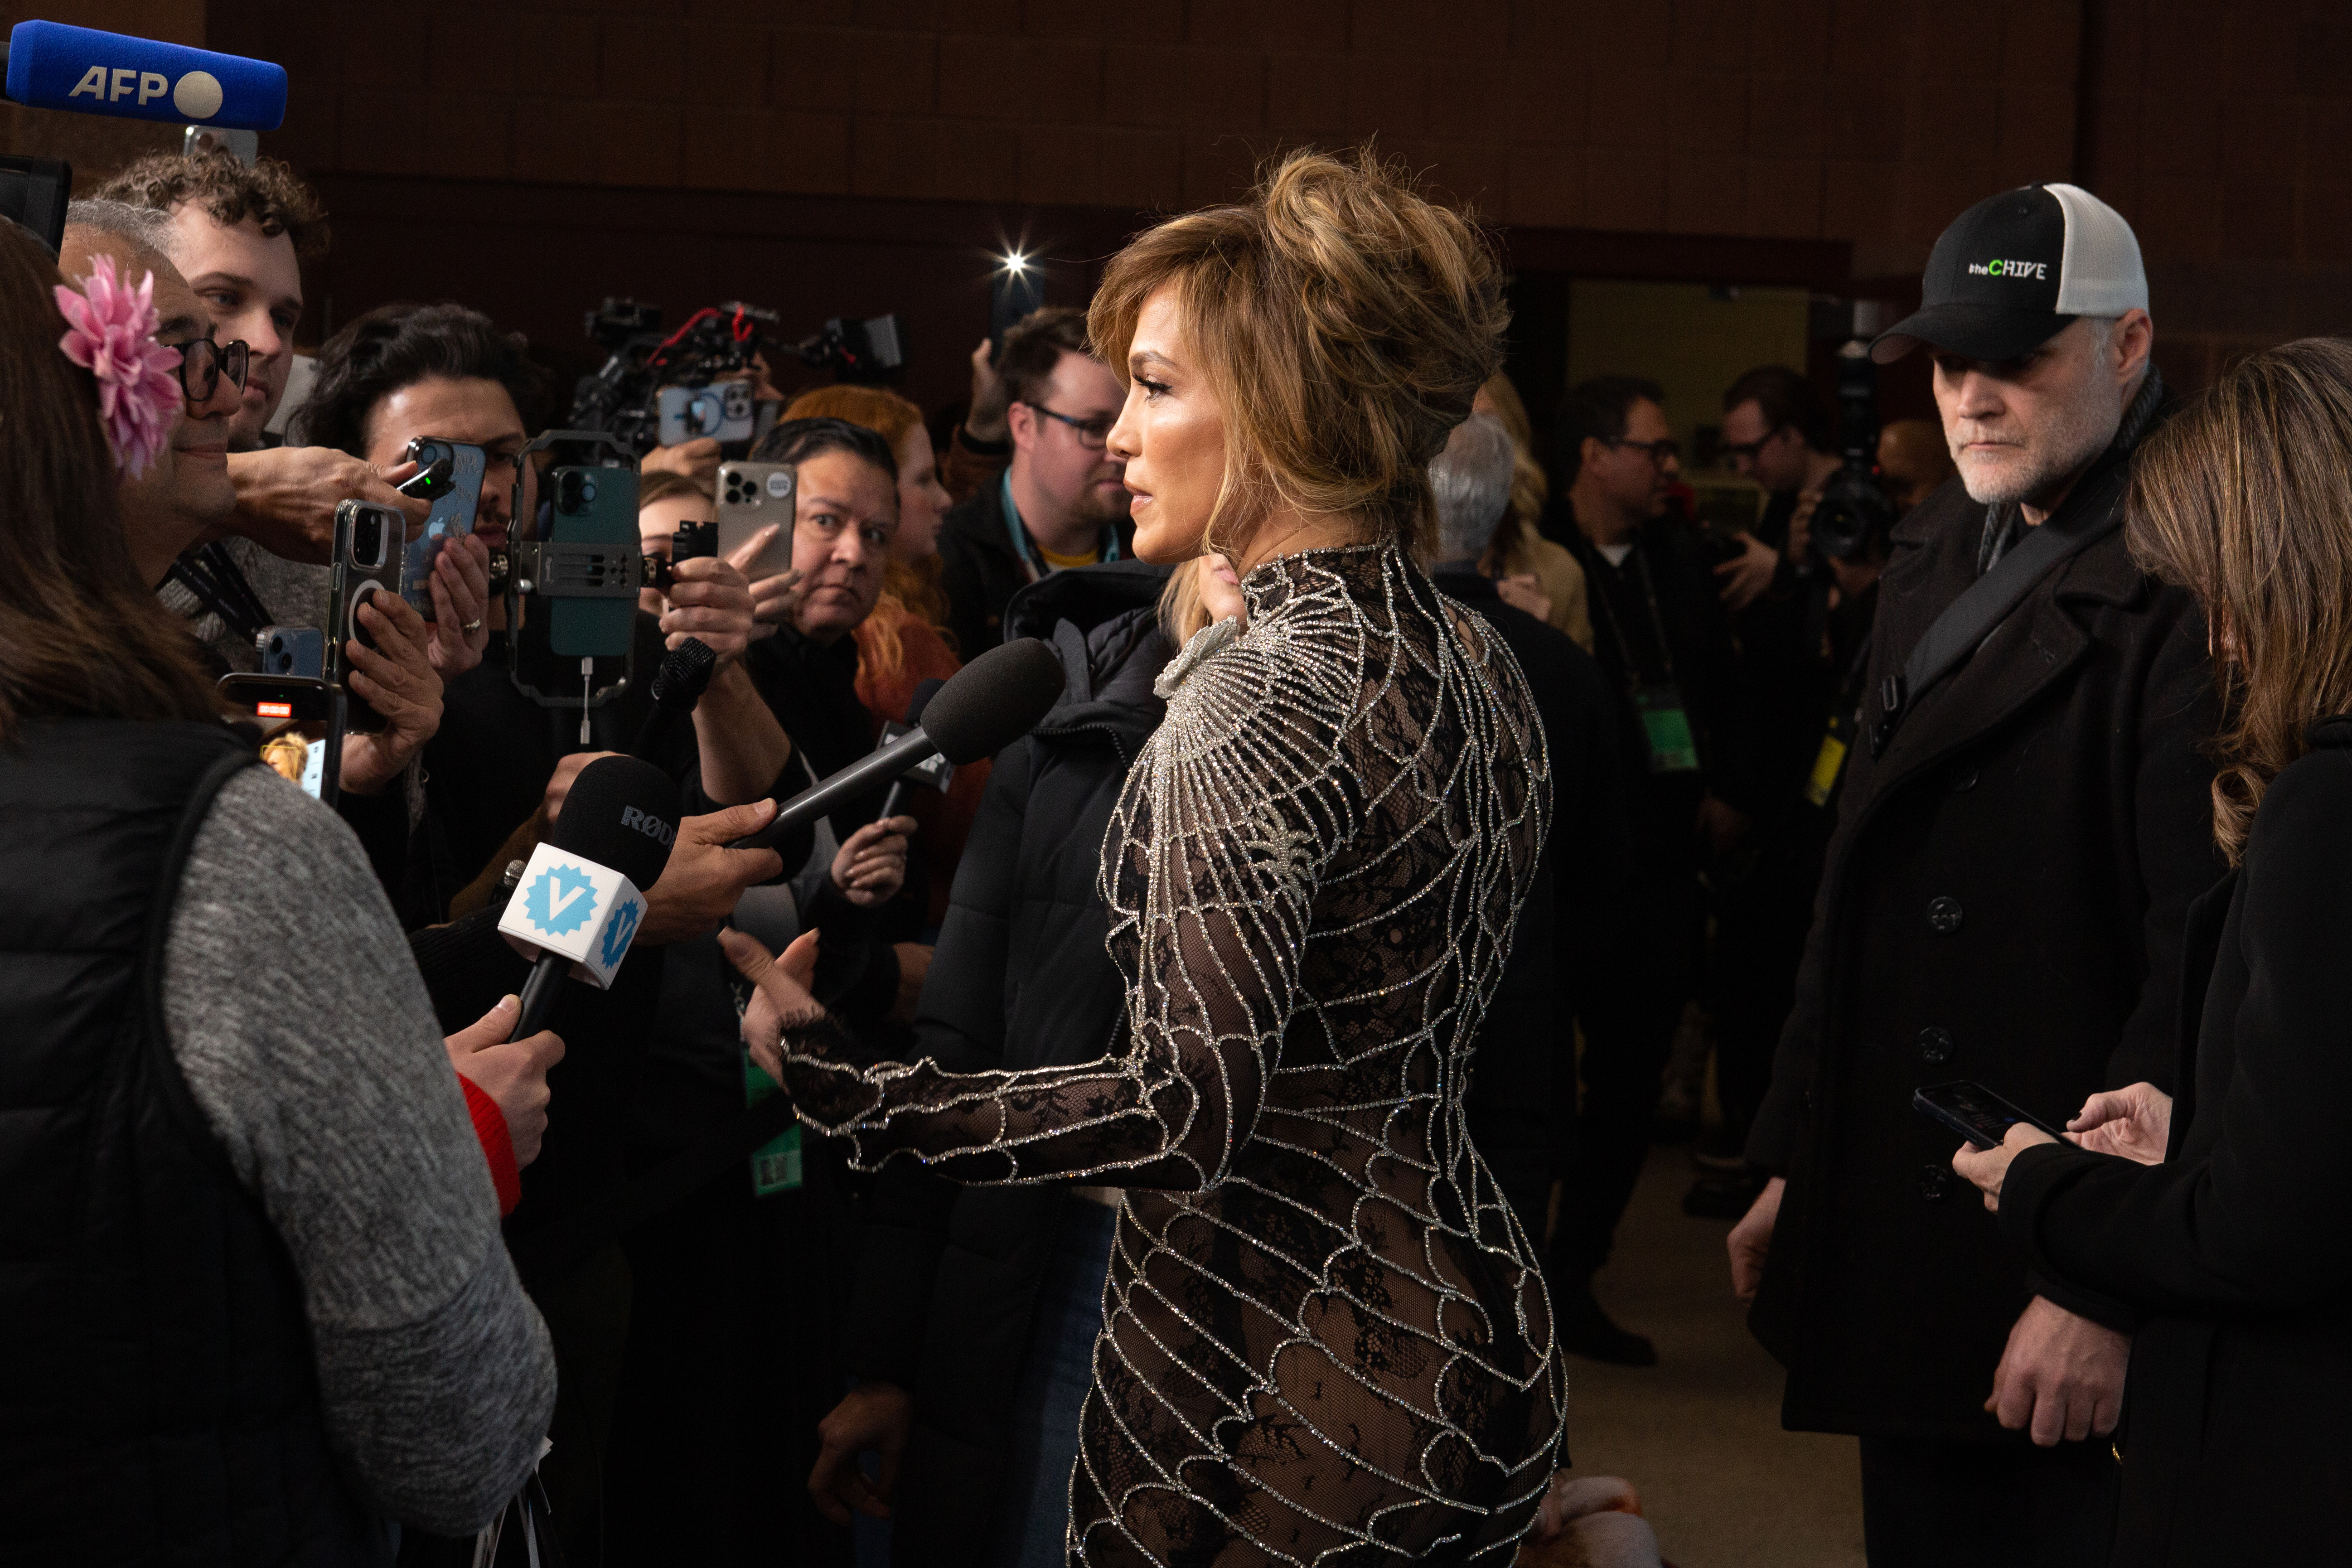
1089, 146, 1508, 559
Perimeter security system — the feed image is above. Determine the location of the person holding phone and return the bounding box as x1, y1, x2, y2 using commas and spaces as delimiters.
0, 208, 556, 1560
1951, 339, 2352, 1562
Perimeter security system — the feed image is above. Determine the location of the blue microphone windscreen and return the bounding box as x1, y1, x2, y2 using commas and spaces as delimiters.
7, 22, 287, 130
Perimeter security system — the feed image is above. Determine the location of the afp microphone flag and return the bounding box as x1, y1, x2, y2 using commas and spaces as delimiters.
5, 21, 288, 129
497, 840, 648, 990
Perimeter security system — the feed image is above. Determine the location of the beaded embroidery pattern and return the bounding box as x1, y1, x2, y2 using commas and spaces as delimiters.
775, 544, 1563, 1564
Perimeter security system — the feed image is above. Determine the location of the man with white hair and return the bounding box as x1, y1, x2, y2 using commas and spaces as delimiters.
1427, 413, 1629, 1255
1728, 184, 2225, 1563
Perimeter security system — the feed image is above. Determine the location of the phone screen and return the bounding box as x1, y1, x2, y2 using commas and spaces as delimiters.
1912, 1081, 2066, 1149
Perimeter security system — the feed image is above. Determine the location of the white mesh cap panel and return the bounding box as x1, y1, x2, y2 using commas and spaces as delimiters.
2049, 183, 2149, 316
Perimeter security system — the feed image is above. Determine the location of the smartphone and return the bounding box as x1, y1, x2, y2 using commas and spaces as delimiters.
326, 500, 402, 732
398, 437, 487, 620
1912, 1081, 2070, 1151
543, 461, 641, 658
255, 624, 325, 679
716, 461, 798, 582
657, 380, 756, 448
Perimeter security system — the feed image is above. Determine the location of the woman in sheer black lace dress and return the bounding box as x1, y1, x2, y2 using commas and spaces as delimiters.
725, 149, 1565, 1565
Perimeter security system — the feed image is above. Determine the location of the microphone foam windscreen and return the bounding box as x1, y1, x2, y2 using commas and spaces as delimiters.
649, 636, 718, 711
903, 677, 948, 727
920, 638, 1066, 765
7, 22, 289, 130
548, 755, 682, 893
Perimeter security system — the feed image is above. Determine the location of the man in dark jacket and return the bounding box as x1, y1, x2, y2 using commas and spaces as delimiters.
935, 308, 1135, 658
810, 559, 1174, 1567
1428, 414, 1632, 1241
1729, 184, 2224, 1566
1548, 375, 1762, 1365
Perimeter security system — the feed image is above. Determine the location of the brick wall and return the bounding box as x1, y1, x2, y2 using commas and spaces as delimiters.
10, 1, 2350, 390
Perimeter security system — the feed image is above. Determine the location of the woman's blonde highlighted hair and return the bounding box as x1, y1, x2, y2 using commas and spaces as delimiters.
1087, 147, 1508, 560
2125, 337, 2352, 864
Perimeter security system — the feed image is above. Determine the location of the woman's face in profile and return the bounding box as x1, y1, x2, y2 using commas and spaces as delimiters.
1107, 285, 1229, 565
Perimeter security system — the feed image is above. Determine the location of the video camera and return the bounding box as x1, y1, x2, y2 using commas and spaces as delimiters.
569, 296, 907, 458
1810, 343, 1897, 561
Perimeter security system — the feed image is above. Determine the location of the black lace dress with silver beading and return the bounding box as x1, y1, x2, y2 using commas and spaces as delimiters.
775, 544, 1564, 1564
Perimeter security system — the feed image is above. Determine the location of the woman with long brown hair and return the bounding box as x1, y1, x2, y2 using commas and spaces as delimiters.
0, 218, 555, 1554
1953, 337, 2352, 1561
727, 149, 1562, 1563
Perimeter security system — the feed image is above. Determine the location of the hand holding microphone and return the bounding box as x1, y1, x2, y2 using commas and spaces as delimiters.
444, 995, 565, 1169
731, 637, 1066, 852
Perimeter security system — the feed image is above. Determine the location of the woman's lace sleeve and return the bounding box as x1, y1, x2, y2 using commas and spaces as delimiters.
774, 627, 1350, 1187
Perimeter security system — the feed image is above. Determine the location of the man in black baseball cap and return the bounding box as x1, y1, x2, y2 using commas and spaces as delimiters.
1727, 183, 2226, 1565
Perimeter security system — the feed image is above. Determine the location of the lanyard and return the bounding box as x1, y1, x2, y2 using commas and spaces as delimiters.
1588, 542, 1680, 692
1000, 470, 1120, 584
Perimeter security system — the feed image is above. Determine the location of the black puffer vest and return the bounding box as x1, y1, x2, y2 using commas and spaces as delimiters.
0, 718, 392, 1565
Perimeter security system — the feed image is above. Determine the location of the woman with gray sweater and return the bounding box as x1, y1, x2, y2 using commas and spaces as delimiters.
0, 216, 554, 1561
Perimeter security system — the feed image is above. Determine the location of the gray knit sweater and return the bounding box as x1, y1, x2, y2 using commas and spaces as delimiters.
160, 765, 556, 1536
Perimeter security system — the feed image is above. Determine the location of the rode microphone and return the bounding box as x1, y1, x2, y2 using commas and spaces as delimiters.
877, 677, 950, 821
499, 755, 681, 1039
627, 636, 717, 761
732, 638, 1065, 852
3, 22, 287, 129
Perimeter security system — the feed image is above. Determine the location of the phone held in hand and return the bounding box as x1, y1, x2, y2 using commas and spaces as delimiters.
716, 461, 798, 582
398, 437, 487, 620
326, 499, 403, 733
657, 381, 755, 447
1912, 1080, 2069, 1151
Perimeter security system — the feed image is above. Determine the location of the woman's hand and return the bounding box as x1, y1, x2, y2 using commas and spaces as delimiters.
720, 926, 821, 1081
1951, 1123, 2059, 1212
2067, 1081, 2172, 1166
830, 815, 916, 907
340, 589, 445, 795
747, 563, 805, 640
1493, 572, 1553, 624
424, 532, 492, 674
443, 994, 566, 1169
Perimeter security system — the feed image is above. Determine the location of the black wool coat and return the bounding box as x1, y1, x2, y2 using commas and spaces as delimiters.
1999, 718, 2352, 1562
1745, 418, 2226, 1439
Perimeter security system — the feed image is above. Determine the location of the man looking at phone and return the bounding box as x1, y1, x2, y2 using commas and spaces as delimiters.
1728, 185, 2223, 1565
937, 307, 1133, 657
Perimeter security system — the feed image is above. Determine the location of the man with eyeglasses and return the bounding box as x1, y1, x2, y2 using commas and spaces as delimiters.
937, 307, 1133, 658
1546, 374, 1761, 1367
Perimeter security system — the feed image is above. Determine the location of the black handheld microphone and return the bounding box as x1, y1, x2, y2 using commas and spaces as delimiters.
731, 638, 1065, 852
499, 756, 682, 1039
877, 676, 950, 821
627, 636, 718, 760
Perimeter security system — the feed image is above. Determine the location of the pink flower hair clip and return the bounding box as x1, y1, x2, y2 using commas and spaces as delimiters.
54, 254, 183, 478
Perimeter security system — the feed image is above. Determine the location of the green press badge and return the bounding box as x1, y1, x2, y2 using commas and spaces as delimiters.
745, 1053, 803, 1195
1634, 685, 1700, 774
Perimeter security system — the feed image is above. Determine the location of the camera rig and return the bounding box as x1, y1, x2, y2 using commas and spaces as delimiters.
569, 297, 907, 456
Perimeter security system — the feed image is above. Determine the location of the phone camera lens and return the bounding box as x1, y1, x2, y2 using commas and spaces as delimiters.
353, 512, 383, 565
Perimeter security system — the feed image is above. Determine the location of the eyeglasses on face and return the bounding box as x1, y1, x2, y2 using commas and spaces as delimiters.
1023, 402, 1116, 449
1608, 436, 1681, 466
172, 337, 250, 404
1718, 427, 1785, 462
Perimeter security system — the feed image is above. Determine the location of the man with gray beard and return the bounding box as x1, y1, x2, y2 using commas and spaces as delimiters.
1724, 185, 2225, 1564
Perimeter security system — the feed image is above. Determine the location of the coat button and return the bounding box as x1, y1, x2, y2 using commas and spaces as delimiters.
1919, 1026, 1955, 1063
1918, 1164, 1954, 1202
1926, 895, 1964, 934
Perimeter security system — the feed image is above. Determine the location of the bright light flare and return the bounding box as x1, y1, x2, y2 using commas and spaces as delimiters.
1001, 252, 1029, 276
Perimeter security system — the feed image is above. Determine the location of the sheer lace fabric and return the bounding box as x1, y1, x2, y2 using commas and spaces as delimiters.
779, 545, 1563, 1564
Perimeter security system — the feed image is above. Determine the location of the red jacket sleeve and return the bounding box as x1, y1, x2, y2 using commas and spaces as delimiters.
459, 1075, 521, 1216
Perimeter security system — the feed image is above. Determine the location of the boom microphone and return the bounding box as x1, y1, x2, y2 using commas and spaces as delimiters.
731, 638, 1065, 852
3, 22, 288, 129
627, 636, 717, 761
499, 756, 681, 1039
